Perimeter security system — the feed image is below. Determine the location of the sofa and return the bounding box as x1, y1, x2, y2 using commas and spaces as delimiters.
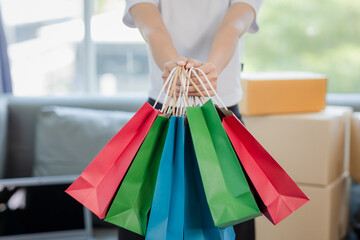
0, 94, 147, 179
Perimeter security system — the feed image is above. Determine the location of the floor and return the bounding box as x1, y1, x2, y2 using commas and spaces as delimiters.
93, 228, 118, 240
348, 181, 360, 240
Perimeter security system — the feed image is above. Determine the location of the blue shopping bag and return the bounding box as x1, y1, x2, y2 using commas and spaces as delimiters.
184, 125, 235, 240
146, 116, 185, 240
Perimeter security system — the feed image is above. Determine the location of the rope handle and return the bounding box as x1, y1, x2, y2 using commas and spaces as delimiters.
162, 67, 180, 114
190, 68, 228, 110
154, 65, 228, 115
185, 67, 206, 104
153, 67, 177, 109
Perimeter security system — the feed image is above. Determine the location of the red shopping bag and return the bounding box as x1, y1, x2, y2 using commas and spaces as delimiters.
222, 113, 309, 225
65, 103, 159, 219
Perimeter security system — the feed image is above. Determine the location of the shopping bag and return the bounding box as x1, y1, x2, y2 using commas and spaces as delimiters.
146, 116, 185, 240
222, 112, 309, 225
104, 115, 169, 235
65, 103, 159, 219
184, 125, 235, 240
186, 99, 261, 228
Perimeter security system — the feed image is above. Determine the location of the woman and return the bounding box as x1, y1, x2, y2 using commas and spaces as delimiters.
119, 0, 263, 239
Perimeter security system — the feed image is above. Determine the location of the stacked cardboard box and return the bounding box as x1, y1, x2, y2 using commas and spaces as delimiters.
254, 175, 350, 240
239, 72, 327, 115
351, 112, 360, 183
239, 72, 352, 240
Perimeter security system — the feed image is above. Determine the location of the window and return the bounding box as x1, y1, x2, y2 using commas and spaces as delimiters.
92, 0, 148, 95
1, 0, 147, 96
1, 0, 84, 95
243, 0, 360, 93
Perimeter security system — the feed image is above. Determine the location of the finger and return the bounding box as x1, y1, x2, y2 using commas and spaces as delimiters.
185, 58, 201, 69
175, 86, 186, 94
186, 82, 217, 94
188, 90, 215, 97
175, 78, 184, 89
162, 71, 169, 80
162, 62, 177, 83
176, 81, 188, 89
174, 87, 190, 98
174, 88, 181, 97
189, 76, 217, 89
187, 84, 217, 95
189, 76, 206, 85
177, 56, 187, 66
191, 70, 217, 80
162, 72, 173, 84
194, 59, 202, 68
164, 61, 177, 72
178, 74, 217, 91
176, 76, 185, 86
175, 75, 195, 86
198, 63, 216, 74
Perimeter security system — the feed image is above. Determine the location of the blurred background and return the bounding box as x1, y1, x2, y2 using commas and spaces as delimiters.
0, 1, 360, 240
0, 0, 359, 96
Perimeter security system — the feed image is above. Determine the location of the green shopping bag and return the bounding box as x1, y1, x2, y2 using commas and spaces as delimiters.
186, 99, 261, 228
104, 115, 170, 236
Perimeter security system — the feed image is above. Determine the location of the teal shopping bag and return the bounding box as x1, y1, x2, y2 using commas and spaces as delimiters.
145, 116, 185, 240
186, 99, 261, 228
184, 125, 235, 240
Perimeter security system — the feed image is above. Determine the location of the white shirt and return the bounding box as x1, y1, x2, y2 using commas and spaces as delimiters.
123, 0, 263, 106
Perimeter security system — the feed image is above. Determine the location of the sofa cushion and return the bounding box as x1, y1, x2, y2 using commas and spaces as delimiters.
5, 95, 146, 178
33, 106, 135, 176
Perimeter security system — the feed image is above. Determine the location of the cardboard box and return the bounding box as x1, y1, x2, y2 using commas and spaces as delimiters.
351, 112, 360, 183
239, 72, 327, 115
255, 175, 350, 240
243, 106, 352, 186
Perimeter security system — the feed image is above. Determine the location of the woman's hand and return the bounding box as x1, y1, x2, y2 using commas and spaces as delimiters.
161, 56, 187, 83
178, 59, 218, 97
163, 57, 218, 97
192, 62, 218, 96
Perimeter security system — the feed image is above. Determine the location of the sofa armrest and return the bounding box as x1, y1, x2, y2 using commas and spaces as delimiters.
0, 96, 8, 178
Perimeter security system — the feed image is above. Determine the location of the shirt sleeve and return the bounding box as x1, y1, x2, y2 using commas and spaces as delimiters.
123, 0, 160, 28
230, 0, 264, 33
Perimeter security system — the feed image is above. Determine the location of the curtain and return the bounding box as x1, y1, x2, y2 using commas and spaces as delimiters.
0, 4, 12, 94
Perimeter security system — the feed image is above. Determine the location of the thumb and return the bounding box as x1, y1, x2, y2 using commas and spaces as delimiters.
177, 56, 187, 66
